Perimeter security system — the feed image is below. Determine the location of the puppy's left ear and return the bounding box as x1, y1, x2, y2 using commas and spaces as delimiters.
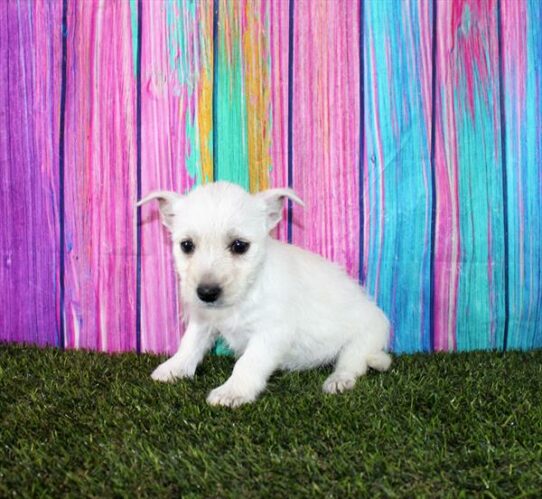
256, 188, 304, 231
137, 190, 182, 230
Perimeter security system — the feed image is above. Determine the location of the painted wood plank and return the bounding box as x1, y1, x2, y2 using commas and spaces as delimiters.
501, 0, 542, 349
364, 0, 434, 352
269, 0, 290, 242
291, 0, 361, 278
63, 0, 137, 351
140, 0, 214, 354
208, 0, 274, 198
433, 0, 506, 350
214, 0, 272, 189
214, 0, 249, 189
0, 0, 62, 346
241, 0, 271, 193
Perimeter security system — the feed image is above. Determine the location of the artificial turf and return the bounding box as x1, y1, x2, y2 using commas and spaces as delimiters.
1, 344, 541, 497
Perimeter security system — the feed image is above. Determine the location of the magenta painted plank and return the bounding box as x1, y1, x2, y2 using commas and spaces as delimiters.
0, 0, 62, 346
140, 1, 214, 354
291, 0, 361, 278
63, 0, 137, 352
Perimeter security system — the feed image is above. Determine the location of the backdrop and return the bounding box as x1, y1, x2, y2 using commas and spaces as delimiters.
1, 0, 540, 354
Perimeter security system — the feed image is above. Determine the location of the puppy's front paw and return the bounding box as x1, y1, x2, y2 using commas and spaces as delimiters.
322, 373, 356, 394
207, 383, 255, 408
151, 360, 186, 383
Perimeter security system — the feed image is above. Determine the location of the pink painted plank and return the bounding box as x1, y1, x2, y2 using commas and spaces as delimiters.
63, 0, 137, 352
0, 0, 62, 346
140, 1, 214, 354
269, 0, 290, 242
291, 0, 361, 277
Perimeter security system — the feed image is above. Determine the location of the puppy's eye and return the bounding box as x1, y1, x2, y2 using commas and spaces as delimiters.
230, 239, 250, 255
180, 239, 195, 254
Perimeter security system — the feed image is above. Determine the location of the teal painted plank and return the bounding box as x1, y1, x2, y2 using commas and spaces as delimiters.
364, 0, 434, 352
434, 0, 506, 350
214, 0, 249, 189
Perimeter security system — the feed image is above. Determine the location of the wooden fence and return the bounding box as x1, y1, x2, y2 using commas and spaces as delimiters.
1, 0, 540, 353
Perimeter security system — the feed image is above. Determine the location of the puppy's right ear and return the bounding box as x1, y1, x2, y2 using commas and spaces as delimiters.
137, 191, 182, 230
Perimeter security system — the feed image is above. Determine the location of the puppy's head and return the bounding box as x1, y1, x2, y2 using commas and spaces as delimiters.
138, 182, 303, 310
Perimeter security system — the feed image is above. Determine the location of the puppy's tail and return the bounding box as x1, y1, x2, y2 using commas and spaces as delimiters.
366, 351, 392, 372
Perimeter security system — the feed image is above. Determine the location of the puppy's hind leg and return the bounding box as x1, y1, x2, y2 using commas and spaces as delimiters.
322, 338, 369, 394
366, 351, 392, 372
323, 339, 391, 394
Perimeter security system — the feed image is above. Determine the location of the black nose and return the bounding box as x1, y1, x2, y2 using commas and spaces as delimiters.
197, 284, 222, 303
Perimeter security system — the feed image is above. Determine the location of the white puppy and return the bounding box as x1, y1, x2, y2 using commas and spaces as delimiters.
138, 182, 391, 407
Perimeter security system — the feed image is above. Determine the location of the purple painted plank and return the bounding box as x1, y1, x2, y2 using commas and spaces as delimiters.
0, 0, 62, 346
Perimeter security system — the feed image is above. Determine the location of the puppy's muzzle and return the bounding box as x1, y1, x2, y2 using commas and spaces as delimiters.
197, 284, 222, 303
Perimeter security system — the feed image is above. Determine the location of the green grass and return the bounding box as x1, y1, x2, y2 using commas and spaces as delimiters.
1, 344, 541, 497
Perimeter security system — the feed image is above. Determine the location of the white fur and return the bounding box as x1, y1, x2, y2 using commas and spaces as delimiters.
138, 182, 391, 408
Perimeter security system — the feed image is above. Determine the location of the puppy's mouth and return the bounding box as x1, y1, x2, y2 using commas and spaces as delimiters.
200, 300, 225, 309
